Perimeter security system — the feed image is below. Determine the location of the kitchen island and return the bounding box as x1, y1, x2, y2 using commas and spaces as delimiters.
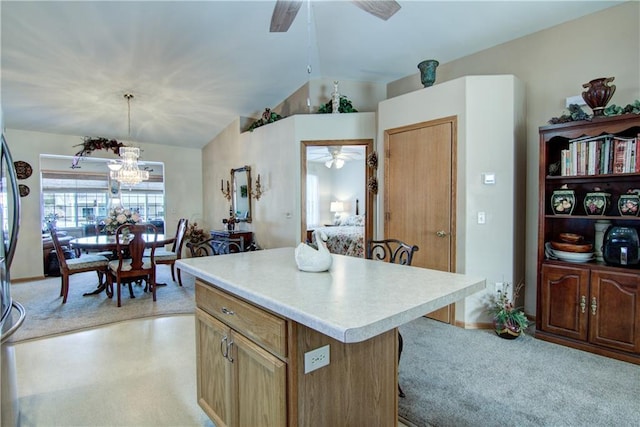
177, 247, 485, 427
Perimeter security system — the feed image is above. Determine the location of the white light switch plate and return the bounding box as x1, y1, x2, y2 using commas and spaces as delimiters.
482, 173, 495, 185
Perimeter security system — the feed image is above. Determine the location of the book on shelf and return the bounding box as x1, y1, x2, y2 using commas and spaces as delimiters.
561, 134, 639, 176
613, 136, 637, 174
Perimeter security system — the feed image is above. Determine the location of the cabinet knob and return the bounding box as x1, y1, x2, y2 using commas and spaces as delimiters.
436, 230, 448, 238
580, 295, 586, 314
591, 297, 597, 315
221, 307, 235, 315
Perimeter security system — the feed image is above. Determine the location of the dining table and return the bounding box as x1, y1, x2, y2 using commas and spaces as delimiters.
70, 233, 175, 296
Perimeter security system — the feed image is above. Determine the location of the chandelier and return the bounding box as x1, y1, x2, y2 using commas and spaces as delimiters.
108, 93, 149, 187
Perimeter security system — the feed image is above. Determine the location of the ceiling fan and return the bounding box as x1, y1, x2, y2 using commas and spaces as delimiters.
270, 0, 401, 32
308, 146, 364, 169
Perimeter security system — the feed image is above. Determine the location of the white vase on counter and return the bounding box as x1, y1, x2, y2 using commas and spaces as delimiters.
295, 230, 332, 272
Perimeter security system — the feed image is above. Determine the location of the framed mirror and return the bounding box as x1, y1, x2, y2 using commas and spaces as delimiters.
231, 165, 252, 223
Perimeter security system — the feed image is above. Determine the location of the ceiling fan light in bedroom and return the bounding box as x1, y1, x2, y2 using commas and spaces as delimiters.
325, 158, 344, 169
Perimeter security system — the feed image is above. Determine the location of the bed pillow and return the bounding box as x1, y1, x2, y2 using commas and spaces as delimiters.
341, 215, 365, 226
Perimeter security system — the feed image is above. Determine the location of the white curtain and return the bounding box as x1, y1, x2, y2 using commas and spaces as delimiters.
306, 174, 319, 226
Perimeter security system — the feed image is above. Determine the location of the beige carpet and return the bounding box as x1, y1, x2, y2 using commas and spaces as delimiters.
8, 265, 195, 343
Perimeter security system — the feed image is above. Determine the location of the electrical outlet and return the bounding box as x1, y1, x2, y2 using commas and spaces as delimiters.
304, 344, 330, 374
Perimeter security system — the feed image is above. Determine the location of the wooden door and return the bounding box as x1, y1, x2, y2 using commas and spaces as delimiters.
384, 117, 456, 322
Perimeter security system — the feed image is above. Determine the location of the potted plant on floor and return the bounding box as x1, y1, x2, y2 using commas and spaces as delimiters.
489, 282, 530, 339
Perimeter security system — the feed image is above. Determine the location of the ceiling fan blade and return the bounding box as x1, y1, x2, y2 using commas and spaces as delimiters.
352, 0, 401, 21
270, 0, 303, 32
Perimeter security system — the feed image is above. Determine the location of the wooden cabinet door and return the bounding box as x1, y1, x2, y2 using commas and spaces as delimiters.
231, 331, 287, 427
196, 308, 233, 427
589, 270, 640, 353
540, 264, 590, 340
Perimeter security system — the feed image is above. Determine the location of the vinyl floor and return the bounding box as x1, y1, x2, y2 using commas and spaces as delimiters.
12, 314, 411, 427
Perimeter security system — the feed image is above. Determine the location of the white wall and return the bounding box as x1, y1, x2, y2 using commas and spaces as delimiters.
201, 113, 376, 249
377, 75, 525, 326
387, 1, 639, 317
4, 129, 203, 280
331, 158, 365, 219
276, 78, 386, 118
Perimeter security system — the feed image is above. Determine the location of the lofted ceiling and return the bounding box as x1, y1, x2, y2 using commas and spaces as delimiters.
0, 1, 621, 150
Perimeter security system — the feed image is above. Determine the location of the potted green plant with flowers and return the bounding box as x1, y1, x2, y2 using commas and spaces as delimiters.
489, 282, 530, 339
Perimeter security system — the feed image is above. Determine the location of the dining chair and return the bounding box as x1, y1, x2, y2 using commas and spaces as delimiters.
365, 238, 419, 398
153, 218, 188, 286
47, 224, 110, 304
106, 223, 158, 307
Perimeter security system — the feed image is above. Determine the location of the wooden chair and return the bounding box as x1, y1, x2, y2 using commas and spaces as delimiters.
106, 223, 158, 307
153, 218, 188, 286
187, 236, 245, 257
366, 238, 419, 398
47, 224, 109, 304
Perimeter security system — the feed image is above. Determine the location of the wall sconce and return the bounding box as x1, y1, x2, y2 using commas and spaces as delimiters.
220, 179, 231, 201
251, 174, 263, 200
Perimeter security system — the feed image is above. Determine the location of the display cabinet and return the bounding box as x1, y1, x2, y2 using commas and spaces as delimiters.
537, 114, 640, 364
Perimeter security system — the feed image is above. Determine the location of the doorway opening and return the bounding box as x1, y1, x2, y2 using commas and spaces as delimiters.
300, 139, 374, 257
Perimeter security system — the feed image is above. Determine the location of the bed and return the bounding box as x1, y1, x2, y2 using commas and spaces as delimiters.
309, 215, 365, 258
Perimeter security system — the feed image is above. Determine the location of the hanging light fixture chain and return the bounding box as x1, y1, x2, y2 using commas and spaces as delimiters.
110, 92, 148, 188
124, 93, 134, 138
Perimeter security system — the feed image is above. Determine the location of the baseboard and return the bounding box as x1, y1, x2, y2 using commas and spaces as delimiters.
454, 313, 536, 330
454, 320, 493, 329
11, 276, 46, 283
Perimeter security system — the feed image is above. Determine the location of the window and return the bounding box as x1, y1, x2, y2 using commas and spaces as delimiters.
41, 155, 164, 233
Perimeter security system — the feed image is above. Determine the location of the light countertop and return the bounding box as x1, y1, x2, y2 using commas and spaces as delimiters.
177, 247, 486, 343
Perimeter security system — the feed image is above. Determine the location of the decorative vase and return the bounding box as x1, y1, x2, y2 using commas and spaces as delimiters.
331, 81, 340, 114
417, 59, 439, 88
584, 192, 611, 216
618, 190, 640, 216
581, 77, 616, 116
551, 189, 575, 215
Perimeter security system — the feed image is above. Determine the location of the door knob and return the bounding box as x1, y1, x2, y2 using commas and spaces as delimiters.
436, 230, 448, 238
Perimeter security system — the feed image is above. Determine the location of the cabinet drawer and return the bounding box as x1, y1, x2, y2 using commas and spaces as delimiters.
196, 280, 288, 358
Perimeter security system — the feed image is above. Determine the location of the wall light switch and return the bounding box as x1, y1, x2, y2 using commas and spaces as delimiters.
478, 211, 486, 224
482, 173, 495, 185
